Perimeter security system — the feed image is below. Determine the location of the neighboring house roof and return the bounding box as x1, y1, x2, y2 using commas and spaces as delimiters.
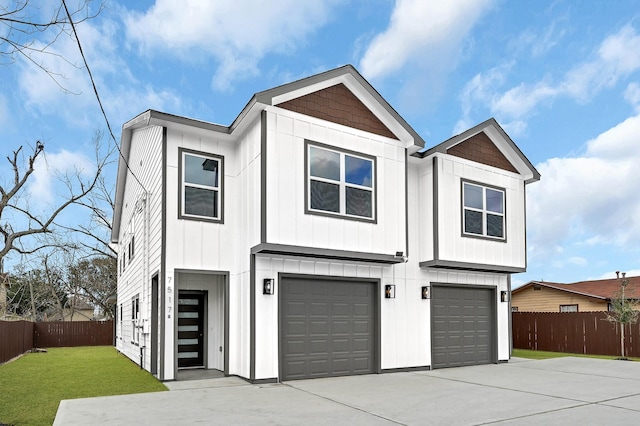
416, 118, 541, 184
112, 64, 426, 243
513, 276, 640, 301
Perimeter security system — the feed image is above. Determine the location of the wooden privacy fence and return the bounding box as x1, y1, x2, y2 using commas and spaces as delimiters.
513, 312, 640, 357
0, 320, 114, 364
0, 320, 33, 364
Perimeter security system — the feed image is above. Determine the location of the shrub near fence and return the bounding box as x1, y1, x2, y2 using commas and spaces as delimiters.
1, 320, 114, 364
513, 311, 640, 357
0, 320, 34, 364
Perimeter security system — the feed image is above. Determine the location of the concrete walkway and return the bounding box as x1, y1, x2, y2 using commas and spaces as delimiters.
54, 357, 640, 425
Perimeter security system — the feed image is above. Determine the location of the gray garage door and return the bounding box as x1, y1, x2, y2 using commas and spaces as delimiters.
280, 278, 376, 381
431, 286, 494, 369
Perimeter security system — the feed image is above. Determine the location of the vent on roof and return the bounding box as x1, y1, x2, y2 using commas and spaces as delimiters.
533, 285, 542, 291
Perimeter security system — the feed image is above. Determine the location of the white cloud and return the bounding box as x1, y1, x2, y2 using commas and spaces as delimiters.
527, 113, 640, 258
0, 94, 9, 128
567, 257, 588, 267
454, 64, 510, 134
29, 149, 96, 206
510, 22, 565, 59
625, 82, 640, 110
14, 13, 187, 132
124, 0, 336, 91
360, 0, 494, 80
491, 82, 557, 120
460, 25, 640, 131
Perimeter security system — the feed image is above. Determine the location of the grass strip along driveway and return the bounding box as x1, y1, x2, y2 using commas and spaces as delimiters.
0, 346, 166, 426
513, 348, 640, 361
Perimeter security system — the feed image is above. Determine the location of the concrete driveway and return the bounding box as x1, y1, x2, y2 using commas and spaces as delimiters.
54, 357, 640, 425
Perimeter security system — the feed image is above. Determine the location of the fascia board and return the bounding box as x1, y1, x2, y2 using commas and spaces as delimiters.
514, 281, 608, 300
418, 118, 540, 184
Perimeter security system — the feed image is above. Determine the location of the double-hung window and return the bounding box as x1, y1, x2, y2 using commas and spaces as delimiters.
462, 181, 505, 240
179, 148, 224, 222
306, 142, 375, 221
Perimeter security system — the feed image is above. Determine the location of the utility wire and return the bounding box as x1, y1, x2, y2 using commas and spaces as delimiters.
61, 0, 148, 194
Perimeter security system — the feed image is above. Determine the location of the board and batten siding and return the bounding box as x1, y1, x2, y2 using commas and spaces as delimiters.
512, 287, 607, 312
433, 154, 526, 269
162, 118, 262, 379
116, 125, 164, 368
263, 107, 407, 256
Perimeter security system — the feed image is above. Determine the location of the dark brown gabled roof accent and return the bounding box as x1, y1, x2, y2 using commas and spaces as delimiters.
276, 83, 397, 139
446, 131, 518, 173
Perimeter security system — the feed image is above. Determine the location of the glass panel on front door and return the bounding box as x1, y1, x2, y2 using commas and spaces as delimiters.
177, 292, 205, 368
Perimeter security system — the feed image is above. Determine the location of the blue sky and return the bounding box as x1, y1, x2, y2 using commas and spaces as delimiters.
2, 0, 640, 286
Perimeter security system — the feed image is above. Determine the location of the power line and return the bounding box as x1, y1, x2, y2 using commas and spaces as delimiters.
61, 0, 148, 194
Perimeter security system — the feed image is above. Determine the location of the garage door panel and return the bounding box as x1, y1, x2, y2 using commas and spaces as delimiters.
281, 278, 376, 381
310, 302, 330, 316
332, 303, 350, 316
353, 320, 371, 334
310, 339, 329, 355
432, 286, 494, 369
285, 340, 307, 356
332, 320, 350, 334
310, 320, 329, 335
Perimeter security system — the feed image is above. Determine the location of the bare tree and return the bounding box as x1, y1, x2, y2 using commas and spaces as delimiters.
1, 0, 104, 92
0, 138, 105, 268
53, 131, 117, 261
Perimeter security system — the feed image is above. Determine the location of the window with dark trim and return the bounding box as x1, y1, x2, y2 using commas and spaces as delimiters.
128, 235, 135, 264
118, 304, 123, 340
179, 148, 224, 222
462, 181, 505, 240
560, 304, 578, 312
131, 295, 140, 345
305, 141, 376, 221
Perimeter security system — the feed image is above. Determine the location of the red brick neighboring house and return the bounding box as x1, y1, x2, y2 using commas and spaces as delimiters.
512, 276, 640, 312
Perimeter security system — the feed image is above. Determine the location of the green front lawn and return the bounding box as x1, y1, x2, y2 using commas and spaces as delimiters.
513, 348, 640, 361
0, 346, 167, 426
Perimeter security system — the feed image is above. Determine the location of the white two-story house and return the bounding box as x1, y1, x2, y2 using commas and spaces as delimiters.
111, 65, 540, 382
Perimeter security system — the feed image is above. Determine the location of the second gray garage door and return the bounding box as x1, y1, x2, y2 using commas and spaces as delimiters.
280, 277, 376, 381
431, 285, 495, 369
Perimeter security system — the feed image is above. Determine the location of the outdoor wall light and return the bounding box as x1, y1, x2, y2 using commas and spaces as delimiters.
385, 284, 396, 299
501, 290, 510, 303
263, 278, 275, 295
421, 286, 431, 300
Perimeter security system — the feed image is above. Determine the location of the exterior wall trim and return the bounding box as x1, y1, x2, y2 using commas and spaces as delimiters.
251, 243, 404, 264
432, 156, 439, 261
172, 269, 230, 377
250, 254, 256, 380
160, 126, 168, 380
261, 110, 268, 243
381, 366, 431, 373
420, 259, 524, 274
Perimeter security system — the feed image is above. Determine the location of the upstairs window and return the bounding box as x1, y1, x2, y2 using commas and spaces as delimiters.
306, 141, 376, 221
462, 181, 505, 240
179, 149, 224, 222
560, 304, 578, 313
